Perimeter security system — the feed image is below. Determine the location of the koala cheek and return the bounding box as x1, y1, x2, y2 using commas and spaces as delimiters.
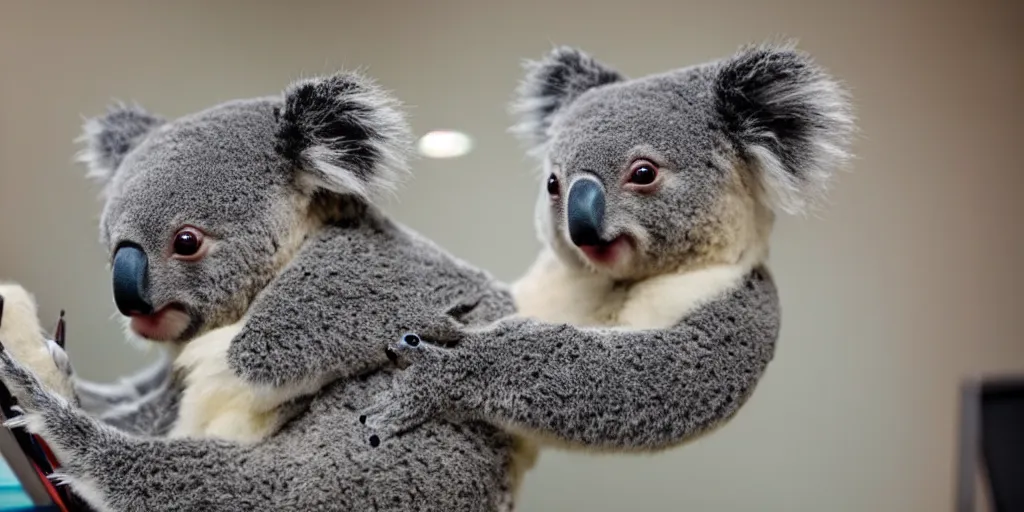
623, 223, 652, 252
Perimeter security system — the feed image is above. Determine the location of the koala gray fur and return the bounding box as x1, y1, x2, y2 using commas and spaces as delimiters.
0, 72, 526, 511
0, 41, 854, 509
357, 41, 854, 461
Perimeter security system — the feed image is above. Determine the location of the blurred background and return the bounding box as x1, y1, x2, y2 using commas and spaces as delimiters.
1, 0, 1022, 510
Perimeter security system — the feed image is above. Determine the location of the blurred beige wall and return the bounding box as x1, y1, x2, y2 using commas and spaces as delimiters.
2, 0, 1022, 511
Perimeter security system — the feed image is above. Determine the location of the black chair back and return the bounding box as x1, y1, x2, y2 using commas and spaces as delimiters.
956, 375, 1024, 512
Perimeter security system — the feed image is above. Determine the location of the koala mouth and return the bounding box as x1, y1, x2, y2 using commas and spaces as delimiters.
577, 234, 632, 266
128, 303, 192, 343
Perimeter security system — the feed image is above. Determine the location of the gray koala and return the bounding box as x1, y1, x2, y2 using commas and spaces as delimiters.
358, 42, 855, 465
0, 41, 853, 510
0, 71, 528, 511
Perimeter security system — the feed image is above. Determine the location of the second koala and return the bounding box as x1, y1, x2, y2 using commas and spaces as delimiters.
359, 42, 855, 462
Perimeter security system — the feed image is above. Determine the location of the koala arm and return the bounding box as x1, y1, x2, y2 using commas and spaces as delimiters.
361, 265, 780, 452
226, 221, 513, 396
223, 227, 420, 393
0, 349, 511, 512
0, 355, 328, 512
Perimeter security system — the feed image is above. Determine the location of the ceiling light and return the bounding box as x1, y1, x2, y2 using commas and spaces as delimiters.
417, 130, 473, 159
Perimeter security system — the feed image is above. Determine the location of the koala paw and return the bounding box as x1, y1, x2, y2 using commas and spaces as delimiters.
0, 345, 103, 468
360, 331, 488, 447
357, 387, 439, 447
398, 293, 484, 351
0, 284, 76, 402
0, 344, 67, 433
359, 334, 455, 446
404, 316, 468, 351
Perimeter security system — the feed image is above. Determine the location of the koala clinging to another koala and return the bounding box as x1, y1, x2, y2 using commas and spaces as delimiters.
360, 42, 855, 461
0, 71, 534, 511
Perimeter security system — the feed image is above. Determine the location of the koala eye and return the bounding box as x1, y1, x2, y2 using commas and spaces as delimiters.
546, 173, 560, 196
627, 161, 658, 186
172, 227, 205, 259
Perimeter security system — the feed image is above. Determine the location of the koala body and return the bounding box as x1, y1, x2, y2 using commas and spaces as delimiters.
359, 42, 854, 478
0, 72, 532, 511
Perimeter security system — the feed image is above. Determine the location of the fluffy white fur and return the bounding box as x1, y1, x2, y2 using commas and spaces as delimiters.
0, 284, 76, 402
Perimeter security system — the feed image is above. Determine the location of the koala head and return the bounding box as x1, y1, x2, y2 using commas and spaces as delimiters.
75, 72, 412, 343
510, 43, 855, 281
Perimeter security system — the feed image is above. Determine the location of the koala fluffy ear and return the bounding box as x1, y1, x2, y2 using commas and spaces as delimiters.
714, 42, 855, 215
75, 103, 165, 185
510, 46, 625, 156
276, 72, 413, 202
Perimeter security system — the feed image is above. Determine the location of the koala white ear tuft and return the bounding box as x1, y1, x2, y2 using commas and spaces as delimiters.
75, 103, 165, 185
276, 72, 414, 202
715, 41, 856, 215
509, 45, 625, 158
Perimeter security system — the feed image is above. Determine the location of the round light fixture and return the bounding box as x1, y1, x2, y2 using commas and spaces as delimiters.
417, 130, 473, 159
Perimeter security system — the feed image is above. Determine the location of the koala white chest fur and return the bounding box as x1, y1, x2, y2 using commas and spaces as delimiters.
168, 321, 271, 443
168, 318, 338, 443
511, 247, 761, 330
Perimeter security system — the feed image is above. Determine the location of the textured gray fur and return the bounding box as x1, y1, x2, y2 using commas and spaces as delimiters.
225, 214, 512, 389
0, 42, 854, 510
361, 266, 779, 449
513, 41, 854, 216
358, 42, 854, 452
0, 71, 524, 511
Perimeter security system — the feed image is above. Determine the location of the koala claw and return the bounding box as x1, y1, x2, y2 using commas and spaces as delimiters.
0, 346, 83, 441
46, 339, 74, 378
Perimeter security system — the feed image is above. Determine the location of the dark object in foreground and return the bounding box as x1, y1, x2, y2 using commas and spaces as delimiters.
956, 374, 1024, 512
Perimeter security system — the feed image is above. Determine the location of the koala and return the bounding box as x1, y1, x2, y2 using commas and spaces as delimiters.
358, 41, 855, 467
0, 71, 532, 511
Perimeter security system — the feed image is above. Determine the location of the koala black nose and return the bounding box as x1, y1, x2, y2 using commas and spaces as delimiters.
566, 178, 606, 247
112, 243, 153, 316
